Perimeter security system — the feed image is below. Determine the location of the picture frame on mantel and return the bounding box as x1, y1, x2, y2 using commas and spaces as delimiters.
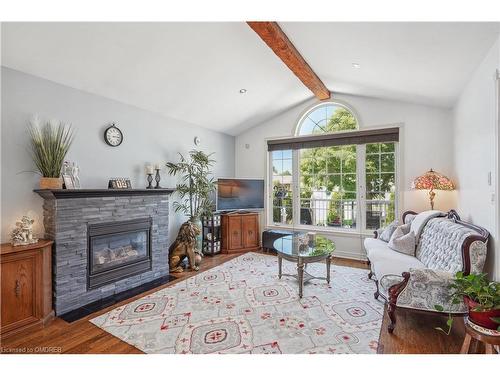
62, 174, 75, 189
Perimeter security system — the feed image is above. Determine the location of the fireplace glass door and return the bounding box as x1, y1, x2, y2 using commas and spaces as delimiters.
88, 218, 152, 289
91, 230, 148, 273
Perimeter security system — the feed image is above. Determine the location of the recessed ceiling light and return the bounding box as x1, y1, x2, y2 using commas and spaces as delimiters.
352, 63, 361, 69
239, 89, 247, 94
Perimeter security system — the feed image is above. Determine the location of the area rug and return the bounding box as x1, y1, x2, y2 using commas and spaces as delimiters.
90, 252, 383, 354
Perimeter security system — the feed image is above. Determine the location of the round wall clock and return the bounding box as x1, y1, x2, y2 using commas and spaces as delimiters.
104, 123, 123, 147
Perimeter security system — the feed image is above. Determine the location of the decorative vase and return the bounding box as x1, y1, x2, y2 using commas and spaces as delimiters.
464, 296, 500, 330
40, 177, 62, 189
190, 216, 203, 252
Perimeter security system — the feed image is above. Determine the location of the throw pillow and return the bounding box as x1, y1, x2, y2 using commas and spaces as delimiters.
379, 220, 398, 242
400, 223, 411, 234
404, 213, 416, 225
388, 226, 416, 256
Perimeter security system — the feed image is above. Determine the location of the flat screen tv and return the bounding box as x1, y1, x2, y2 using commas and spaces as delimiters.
216, 178, 265, 211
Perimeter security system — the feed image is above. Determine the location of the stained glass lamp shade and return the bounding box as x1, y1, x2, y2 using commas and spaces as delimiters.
411, 169, 455, 210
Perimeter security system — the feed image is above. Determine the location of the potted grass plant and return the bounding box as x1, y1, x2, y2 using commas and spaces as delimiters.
435, 272, 500, 334
27, 118, 74, 189
166, 150, 216, 251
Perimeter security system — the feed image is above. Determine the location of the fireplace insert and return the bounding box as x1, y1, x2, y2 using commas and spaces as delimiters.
87, 218, 152, 289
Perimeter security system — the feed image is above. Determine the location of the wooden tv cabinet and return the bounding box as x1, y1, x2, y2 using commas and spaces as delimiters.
221, 212, 260, 254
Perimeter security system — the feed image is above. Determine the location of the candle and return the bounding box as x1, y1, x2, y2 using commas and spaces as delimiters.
154, 163, 161, 170
146, 165, 154, 175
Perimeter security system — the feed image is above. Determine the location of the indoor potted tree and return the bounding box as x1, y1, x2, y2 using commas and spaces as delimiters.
27, 118, 74, 189
166, 150, 216, 251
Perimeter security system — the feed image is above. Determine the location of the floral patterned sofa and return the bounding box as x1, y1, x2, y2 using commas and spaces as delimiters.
364, 210, 489, 333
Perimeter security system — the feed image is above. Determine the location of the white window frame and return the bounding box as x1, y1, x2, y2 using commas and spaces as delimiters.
265, 104, 402, 236
267, 143, 399, 236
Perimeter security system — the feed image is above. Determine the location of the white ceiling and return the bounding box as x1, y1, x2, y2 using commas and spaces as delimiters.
281, 22, 500, 108
2, 22, 500, 135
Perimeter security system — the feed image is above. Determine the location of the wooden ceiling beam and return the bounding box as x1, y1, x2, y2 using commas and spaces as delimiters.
247, 21, 330, 100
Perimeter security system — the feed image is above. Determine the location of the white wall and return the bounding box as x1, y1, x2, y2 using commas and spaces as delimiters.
235, 93, 454, 259
1, 67, 235, 243
452, 37, 500, 280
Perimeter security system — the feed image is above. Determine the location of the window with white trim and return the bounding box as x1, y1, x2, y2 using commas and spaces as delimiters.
268, 102, 398, 232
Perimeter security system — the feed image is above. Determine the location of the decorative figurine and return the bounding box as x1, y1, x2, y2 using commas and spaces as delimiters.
11, 216, 38, 246
71, 162, 81, 188
168, 221, 202, 273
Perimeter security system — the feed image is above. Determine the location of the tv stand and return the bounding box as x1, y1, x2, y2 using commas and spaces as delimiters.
222, 210, 256, 215
221, 212, 260, 254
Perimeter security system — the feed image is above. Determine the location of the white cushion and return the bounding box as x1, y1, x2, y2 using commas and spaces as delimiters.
368, 244, 425, 280
379, 220, 398, 242
364, 237, 390, 259
388, 226, 416, 256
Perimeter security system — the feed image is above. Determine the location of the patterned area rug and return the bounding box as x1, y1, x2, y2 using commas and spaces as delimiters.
91, 252, 383, 354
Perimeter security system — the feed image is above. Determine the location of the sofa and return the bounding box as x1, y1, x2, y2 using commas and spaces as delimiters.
364, 209, 489, 333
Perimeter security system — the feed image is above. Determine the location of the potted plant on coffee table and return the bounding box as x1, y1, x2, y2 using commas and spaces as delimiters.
166, 150, 216, 251
28, 118, 74, 189
435, 271, 500, 334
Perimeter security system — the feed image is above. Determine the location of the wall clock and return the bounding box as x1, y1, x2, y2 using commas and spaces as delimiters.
104, 123, 123, 147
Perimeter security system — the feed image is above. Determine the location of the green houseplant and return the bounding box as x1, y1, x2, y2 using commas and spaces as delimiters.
166, 150, 216, 251
435, 272, 500, 334
27, 118, 74, 189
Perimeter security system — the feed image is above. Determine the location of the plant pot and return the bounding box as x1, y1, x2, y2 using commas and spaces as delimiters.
40, 177, 62, 189
189, 216, 203, 252
464, 296, 500, 330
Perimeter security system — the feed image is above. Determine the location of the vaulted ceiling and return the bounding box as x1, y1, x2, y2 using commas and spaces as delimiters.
2, 22, 499, 135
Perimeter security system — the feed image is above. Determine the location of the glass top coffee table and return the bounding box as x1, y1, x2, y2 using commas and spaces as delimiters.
272, 232, 335, 298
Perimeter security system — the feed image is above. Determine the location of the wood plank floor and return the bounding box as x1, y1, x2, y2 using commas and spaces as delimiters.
0, 251, 466, 354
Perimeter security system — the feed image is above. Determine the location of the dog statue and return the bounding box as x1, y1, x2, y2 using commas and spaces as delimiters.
168, 221, 202, 273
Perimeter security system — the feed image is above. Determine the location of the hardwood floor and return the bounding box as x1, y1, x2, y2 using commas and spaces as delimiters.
0, 251, 466, 354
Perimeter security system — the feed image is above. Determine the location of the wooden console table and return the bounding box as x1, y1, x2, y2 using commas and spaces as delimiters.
0, 240, 54, 338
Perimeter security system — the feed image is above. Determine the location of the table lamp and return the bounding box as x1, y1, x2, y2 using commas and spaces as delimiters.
411, 169, 455, 210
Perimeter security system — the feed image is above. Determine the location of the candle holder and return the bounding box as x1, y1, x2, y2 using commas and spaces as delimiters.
154, 168, 161, 189
146, 173, 154, 189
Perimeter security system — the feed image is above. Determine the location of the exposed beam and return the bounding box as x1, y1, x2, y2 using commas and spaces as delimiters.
247, 21, 330, 100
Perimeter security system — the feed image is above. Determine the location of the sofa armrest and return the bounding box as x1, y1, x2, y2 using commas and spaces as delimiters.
390, 269, 466, 313
465, 238, 488, 274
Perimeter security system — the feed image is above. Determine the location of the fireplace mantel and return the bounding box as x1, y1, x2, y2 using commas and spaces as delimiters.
34, 188, 174, 199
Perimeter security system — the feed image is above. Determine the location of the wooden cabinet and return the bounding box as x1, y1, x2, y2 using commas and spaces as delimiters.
221, 212, 260, 254
0, 240, 54, 339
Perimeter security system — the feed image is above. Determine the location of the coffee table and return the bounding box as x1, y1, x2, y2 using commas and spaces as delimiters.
272, 232, 335, 298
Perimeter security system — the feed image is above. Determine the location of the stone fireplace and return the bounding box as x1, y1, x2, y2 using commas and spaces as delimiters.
35, 189, 173, 315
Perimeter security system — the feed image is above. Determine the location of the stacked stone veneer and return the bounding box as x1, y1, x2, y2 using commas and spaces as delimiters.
41, 194, 169, 315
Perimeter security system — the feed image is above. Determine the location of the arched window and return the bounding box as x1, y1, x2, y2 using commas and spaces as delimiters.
296, 102, 358, 136
270, 100, 398, 233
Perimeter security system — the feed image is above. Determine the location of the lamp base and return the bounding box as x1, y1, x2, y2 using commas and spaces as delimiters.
429, 189, 436, 210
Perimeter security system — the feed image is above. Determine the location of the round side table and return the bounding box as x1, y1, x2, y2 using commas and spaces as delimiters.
460, 320, 500, 354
